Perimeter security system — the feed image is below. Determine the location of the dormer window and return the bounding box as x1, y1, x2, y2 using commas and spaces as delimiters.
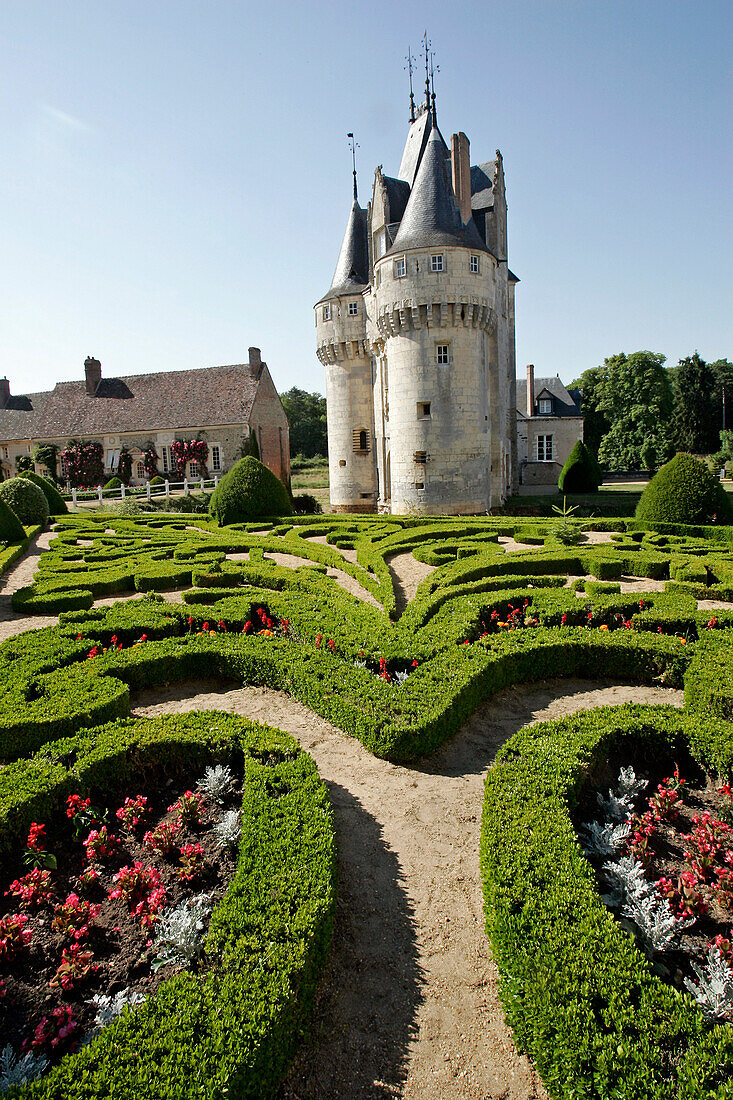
348, 301, 359, 316
538, 398, 553, 415
322, 305, 331, 321
430, 254, 444, 272
394, 257, 406, 278
470, 255, 480, 273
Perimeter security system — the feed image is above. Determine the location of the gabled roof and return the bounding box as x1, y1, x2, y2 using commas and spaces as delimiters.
319, 199, 369, 302
0, 363, 266, 442
470, 161, 498, 211
389, 128, 488, 255
516, 376, 582, 418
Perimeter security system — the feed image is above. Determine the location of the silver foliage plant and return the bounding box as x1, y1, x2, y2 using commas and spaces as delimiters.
153, 893, 213, 969
580, 819, 631, 858
596, 766, 647, 822
0, 1045, 48, 1090
89, 988, 145, 1029
214, 809, 241, 850
684, 948, 733, 1020
197, 764, 234, 805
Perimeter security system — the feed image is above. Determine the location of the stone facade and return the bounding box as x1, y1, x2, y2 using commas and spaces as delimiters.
0, 348, 290, 487
516, 364, 583, 491
316, 96, 517, 515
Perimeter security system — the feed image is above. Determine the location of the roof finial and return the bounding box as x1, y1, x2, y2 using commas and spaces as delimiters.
405, 47, 416, 123
422, 31, 431, 111
347, 132, 359, 200
429, 44, 439, 123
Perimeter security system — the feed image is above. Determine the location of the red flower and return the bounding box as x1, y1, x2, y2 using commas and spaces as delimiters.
27, 823, 46, 852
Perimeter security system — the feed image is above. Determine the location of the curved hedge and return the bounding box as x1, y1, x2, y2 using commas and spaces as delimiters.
209, 458, 292, 525
19, 470, 68, 515
481, 705, 733, 1100
1, 711, 336, 1099
636, 453, 733, 526
0, 477, 49, 528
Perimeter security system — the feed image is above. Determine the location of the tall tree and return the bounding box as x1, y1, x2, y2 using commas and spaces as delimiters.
569, 365, 609, 458
672, 352, 719, 454
711, 359, 733, 438
280, 389, 328, 458
596, 351, 673, 472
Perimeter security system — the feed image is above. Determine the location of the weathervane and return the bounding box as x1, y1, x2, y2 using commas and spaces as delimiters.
347, 132, 359, 200
404, 47, 416, 122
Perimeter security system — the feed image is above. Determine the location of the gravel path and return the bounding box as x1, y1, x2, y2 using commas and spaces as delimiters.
131, 676, 683, 1099
0, 531, 58, 641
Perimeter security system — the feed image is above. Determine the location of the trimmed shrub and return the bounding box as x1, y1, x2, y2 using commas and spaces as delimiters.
557, 440, 600, 493
636, 453, 733, 526
0, 494, 27, 543
104, 476, 123, 490
150, 475, 165, 485
0, 476, 49, 528
293, 492, 323, 515
209, 457, 292, 525
19, 470, 68, 515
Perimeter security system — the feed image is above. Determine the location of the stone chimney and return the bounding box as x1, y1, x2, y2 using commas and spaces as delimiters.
526, 364, 535, 417
0, 378, 10, 409
248, 347, 261, 367
451, 132, 472, 224
84, 356, 101, 395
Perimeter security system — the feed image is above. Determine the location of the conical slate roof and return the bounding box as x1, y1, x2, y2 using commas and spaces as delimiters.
390, 128, 487, 254
322, 199, 369, 299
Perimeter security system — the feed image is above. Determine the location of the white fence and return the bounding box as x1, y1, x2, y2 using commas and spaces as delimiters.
68, 477, 219, 506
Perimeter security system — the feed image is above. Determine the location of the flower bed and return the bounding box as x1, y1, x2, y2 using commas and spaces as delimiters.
0, 712, 336, 1098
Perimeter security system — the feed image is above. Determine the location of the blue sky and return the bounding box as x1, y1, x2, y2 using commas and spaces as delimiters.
1, 0, 731, 398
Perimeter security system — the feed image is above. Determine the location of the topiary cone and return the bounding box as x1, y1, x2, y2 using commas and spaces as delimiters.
209, 457, 292, 525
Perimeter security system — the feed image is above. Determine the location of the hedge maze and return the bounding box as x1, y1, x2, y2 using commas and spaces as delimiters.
4, 510, 733, 1097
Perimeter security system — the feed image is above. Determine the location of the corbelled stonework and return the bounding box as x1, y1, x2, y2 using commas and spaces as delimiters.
316, 98, 518, 515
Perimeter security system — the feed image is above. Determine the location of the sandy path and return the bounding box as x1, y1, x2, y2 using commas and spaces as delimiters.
131, 675, 682, 1099
0, 532, 59, 641
387, 552, 438, 617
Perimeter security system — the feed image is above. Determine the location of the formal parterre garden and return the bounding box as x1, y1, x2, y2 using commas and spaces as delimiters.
3, 503, 733, 1097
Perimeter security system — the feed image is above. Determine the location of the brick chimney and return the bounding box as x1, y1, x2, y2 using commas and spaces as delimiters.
451, 132, 472, 224
0, 378, 10, 409
526, 364, 535, 417
84, 356, 101, 395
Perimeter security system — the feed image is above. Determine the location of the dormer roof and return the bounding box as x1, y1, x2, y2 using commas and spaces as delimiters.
389, 128, 488, 255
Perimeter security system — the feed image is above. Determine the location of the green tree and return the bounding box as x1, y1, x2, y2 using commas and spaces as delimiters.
280, 388, 328, 458
672, 352, 719, 454
596, 351, 673, 472
569, 366, 609, 458
711, 359, 733, 437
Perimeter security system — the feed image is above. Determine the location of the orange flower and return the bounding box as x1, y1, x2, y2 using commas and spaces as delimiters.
599, 624, 609, 631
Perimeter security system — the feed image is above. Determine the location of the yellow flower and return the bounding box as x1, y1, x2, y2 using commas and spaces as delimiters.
600, 624, 609, 631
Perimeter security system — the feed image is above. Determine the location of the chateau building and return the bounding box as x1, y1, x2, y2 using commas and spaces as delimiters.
0, 348, 290, 486
516, 364, 583, 490
316, 85, 518, 514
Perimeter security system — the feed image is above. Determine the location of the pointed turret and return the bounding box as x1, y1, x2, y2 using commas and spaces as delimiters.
320, 200, 369, 300
390, 128, 487, 254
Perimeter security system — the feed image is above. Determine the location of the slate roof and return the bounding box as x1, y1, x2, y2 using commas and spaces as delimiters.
0, 363, 264, 442
397, 109, 433, 186
389, 128, 488, 255
470, 161, 498, 211
516, 376, 582, 418
319, 199, 369, 302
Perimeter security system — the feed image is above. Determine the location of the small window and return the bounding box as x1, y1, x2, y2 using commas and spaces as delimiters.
377, 231, 387, 258
417, 402, 431, 419
2, 447, 7, 459
414, 451, 427, 464
339, 459, 346, 467
348, 301, 358, 316
430, 254, 444, 272
415, 481, 424, 490
537, 435, 554, 462
353, 428, 370, 453
394, 257, 406, 278
470, 255, 480, 274
135, 462, 145, 480
189, 461, 199, 478
436, 344, 450, 365
211, 445, 221, 472
359, 492, 372, 499
322, 305, 331, 321
538, 398, 553, 415
162, 447, 169, 474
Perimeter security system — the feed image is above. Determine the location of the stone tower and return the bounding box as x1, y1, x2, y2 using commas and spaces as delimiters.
316, 88, 517, 514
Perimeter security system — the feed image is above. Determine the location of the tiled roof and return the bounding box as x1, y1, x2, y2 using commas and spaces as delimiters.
0, 363, 263, 442
516, 376, 582, 418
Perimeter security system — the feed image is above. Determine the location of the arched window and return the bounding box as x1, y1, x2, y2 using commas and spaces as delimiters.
353, 428, 370, 454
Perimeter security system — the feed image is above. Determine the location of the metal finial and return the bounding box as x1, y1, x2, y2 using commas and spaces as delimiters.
422, 31, 431, 110
347, 132, 359, 200
405, 48, 416, 123
429, 45, 439, 123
